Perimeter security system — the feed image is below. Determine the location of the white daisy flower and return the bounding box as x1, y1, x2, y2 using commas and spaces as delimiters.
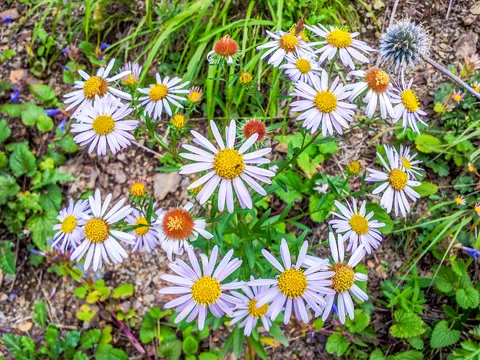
366, 145, 421, 217
249, 239, 335, 325
64, 59, 131, 116
70, 189, 135, 271
71, 94, 138, 156
329, 198, 385, 254
138, 73, 190, 120
280, 50, 322, 85
317, 233, 368, 324
119, 61, 142, 86
290, 69, 356, 136
257, 30, 310, 67
126, 208, 162, 253
52, 199, 90, 252
159, 245, 243, 330
307, 24, 374, 70
398, 145, 423, 179
346, 69, 395, 119
179, 119, 275, 213
390, 76, 428, 133
156, 202, 213, 261
230, 277, 272, 336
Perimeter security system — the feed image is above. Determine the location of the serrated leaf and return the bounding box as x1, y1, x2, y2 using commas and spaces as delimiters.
434, 266, 458, 294
390, 350, 424, 360
0, 175, 20, 205
33, 301, 47, 328
369, 349, 384, 360
182, 336, 199, 355
95, 344, 128, 360
431, 320, 460, 349
0, 119, 11, 143
9, 142, 37, 177
65, 330, 81, 350
0, 242, 15, 275
25, 210, 57, 250
112, 284, 134, 299
456, 288, 479, 309
45, 324, 59, 347
158, 339, 182, 360
406, 336, 424, 350
76, 304, 96, 322
415, 134, 443, 153
80, 329, 101, 349
57, 135, 79, 153
345, 309, 370, 333
99, 326, 112, 344
390, 310, 425, 339
326, 333, 349, 356
414, 182, 438, 197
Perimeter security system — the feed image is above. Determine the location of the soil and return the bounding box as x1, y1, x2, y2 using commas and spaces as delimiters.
0, 0, 479, 359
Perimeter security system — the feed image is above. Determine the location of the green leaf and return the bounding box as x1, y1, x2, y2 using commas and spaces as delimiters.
45, 324, 59, 347
0, 104, 22, 117
434, 266, 458, 294
112, 284, 134, 299
430, 320, 460, 349
76, 304, 96, 322
269, 323, 288, 346
365, 203, 393, 234
390, 350, 424, 360
37, 115, 54, 132
0, 175, 20, 204
81, 329, 101, 349
182, 336, 199, 355
65, 331, 81, 350
140, 311, 158, 344
370, 349, 384, 360
309, 193, 335, 223
26, 210, 57, 250
74, 352, 89, 360
33, 301, 47, 328
326, 333, 349, 356
99, 326, 113, 344
0, 119, 11, 143
414, 182, 438, 197
9, 142, 37, 177
74, 286, 88, 299
29, 84, 57, 104
158, 339, 182, 360
345, 309, 370, 333
456, 288, 479, 309
57, 135, 79, 153
415, 134, 443, 153
406, 336, 424, 350
198, 352, 219, 360
0, 152, 8, 169
0, 242, 16, 275
21, 103, 44, 126
95, 344, 128, 360
39, 184, 62, 211
390, 310, 425, 339
20, 336, 35, 352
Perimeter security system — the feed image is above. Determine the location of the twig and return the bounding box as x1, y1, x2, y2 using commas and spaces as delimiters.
389, 0, 400, 27
446, 0, 455, 20
424, 56, 480, 100
131, 140, 163, 159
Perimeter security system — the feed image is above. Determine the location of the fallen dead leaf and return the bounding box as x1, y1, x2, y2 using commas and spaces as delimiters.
9, 69, 26, 85
17, 321, 33, 332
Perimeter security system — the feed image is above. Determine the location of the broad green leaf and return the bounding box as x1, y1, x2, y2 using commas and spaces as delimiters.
9, 142, 37, 177
33, 301, 47, 327
0, 119, 11, 143
112, 284, 134, 299
390, 350, 424, 360
39, 184, 62, 211
95, 344, 128, 360
390, 310, 425, 339
74, 352, 89, 360
157, 339, 182, 360
29, 84, 56, 104
326, 333, 349, 356
406, 336, 424, 350
76, 304, 96, 322
21, 103, 44, 126
99, 326, 113, 344
434, 266, 458, 294
198, 352, 219, 360
456, 288, 479, 309
415, 134, 442, 153
414, 182, 438, 197
45, 324, 59, 347
65, 331, 81, 350
0, 152, 7, 169
345, 309, 370, 333
0, 175, 20, 204
0, 242, 15, 275
0, 104, 22, 117
365, 203, 393, 234
430, 320, 460, 349
25, 210, 57, 250
80, 329, 101, 349
182, 336, 199, 355
37, 115, 54, 132
57, 135, 79, 153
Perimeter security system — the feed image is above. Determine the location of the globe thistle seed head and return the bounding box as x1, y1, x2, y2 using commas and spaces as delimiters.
379, 19, 431, 72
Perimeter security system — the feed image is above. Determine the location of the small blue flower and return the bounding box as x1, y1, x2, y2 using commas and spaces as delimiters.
11, 89, 20, 103
2, 16, 13, 23
62, 47, 69, 55
58, 118, 67, 132
30, 249, 45, 256
332, 303, 338, 315
45, 108, 61, 117
62, 65, 71, 70
463, 246, 480, 259
98, 55, 104, 61
100, 42, 110, 50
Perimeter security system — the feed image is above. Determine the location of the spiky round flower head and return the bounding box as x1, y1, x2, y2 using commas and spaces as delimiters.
207, 36, 240, 65
346, 161, 361, 176
171, 113, 187, 129
187, 86, 203, 103
455, 196, 466, 206
452, 90, 464, 104
119, 62, 142, 86
159, 245, 244, 330
130, 179, 147, 197
379, 19, 431, 72
240, 119, 267, 143
239, 71, 253, 84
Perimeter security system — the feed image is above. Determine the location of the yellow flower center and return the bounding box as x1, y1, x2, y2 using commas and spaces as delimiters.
401, 89, 420, 112
171, 114, 186, 128
130, 182, 146, 197
455, 197, 463, 205
475, 205, 480, 214
123, 74, 137, 86
279, 34, 299, 52
213, 148, 245, 179
277, 268, 307, 299
314, 90, 337, 113
188, 91, 201, 103
473, 83, 480, 93
84, 218, 110, 243
329, 263, 355, 293
83, 76, 108, 99
247, 299, 269, 318
349, 214, 369, 235
239, 71, 253, 84
401, 156, 412, 169
149, 84, 169, 101
135, 217, 150, 236
468, 164, 475, 172
92, 115, 115, 135
295, 58, 312, 74
191, 276, 221, 306
347, 161, 361, 174
61, 215, 77, 233
326, 28, 352, 48
388, 168, 408, 191
365, 69, 390, 93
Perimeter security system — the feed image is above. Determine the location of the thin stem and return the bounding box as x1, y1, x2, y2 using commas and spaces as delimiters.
389, 0, 400, 27
424, 56, 480, 100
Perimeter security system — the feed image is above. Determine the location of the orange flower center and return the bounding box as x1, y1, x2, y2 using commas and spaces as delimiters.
162, 208, 195, 240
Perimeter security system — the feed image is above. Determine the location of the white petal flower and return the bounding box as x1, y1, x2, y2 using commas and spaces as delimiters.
398, 145, 423, 179
52, 199, 90, 252
179, 119, 275, 213
70, 189, 135, 271
138, 73, 190, 120
390, 76, 428, 133
280, 50, 322, 85
290, 70, 356, 136
230, 277, 272, 337
71, 94, 138, 156
156, 202, 213, 261
64, 59, 131, 117
126, 207, 162, 253
307, 24, 373, 69
119, 61, 142, 86
330, 198, 385, 254
159, 245, 244, 330
316, 233, 368, 324
249, 239, 335, 325
257, 30, 311, 67
366, 145, 421, 217
346, 69, 395, 120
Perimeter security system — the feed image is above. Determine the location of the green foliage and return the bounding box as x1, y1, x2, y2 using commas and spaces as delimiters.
326, 333, 350, 356
390, 310, 426, 339
430, 320, 460, 349
33, 301, 48, 328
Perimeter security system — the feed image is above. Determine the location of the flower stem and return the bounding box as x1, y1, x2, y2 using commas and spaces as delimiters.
424, 56, 480, 101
